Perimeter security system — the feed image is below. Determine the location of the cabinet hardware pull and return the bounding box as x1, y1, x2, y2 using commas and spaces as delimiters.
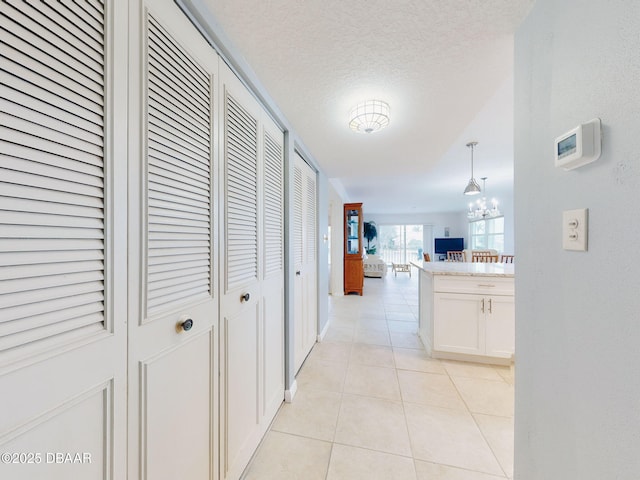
240, 292, 250, 303
177, 317, 194, 333
488, 298, 493, 314
477, 284, 496, 287
481, 298, 485, 313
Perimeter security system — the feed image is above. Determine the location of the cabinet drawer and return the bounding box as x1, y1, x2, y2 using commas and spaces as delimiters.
434, 276, 514, 296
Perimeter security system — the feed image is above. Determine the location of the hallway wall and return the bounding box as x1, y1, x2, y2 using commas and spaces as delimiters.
514, 1, 640, 478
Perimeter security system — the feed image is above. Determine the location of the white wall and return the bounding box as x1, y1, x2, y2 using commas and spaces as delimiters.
514, 2, 640, 479
328, 181, 346, 296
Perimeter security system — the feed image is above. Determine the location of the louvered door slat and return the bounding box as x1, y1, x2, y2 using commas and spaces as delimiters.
0, 249, 103, 267
2, 289, 104, 325
148, 206, 209, 223
0, 183, 103, 209
2, 154, 103, 189
0, 279, 104, 311
148, 144, 209, 174
0, 0, 106, 354
148, 171, 209, 199
0, 238, 103, 253
0, 269, 103, 295
0, 70, 104, 127
2, 141, 103, 176
0, 315, 104, 352
306, 175, 317, 263
263, 130, 283, 278
149, 160, 209, 191
66, 0, 104, 28
225, 92, 258, 291
148, 259, 207, 275
148, 106, 210, 154
1, 195, 102, 219
0, 167, 103, 196
147, 57, 208, 121
147, 81, 208, 134
293, 164, 303, 267
54, 0, 104, 36
3, 0, 104, 54
148, 265, 209, 283
146, 14, 212, 318
0, 5, 104, 72
1, 113, 101, 158
147, 17, 208, 93
0, 260, 104, 282
1, 98, 103, 146
1, 27, 103, 101
149, 96, 210, 143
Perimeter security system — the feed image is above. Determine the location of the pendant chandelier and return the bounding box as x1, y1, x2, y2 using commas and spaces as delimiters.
349, 100, 390, 134
463, 141, 481, 195
467, 177, 501, 219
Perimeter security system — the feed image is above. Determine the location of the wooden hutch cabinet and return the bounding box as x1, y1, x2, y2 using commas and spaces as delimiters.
344, 202, 364, 295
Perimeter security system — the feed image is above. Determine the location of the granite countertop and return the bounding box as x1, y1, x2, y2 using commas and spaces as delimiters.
411, 261, 514, 277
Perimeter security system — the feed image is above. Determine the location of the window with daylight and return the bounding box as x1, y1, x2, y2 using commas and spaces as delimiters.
469, 217, 504, 252
378, 225, 424, 264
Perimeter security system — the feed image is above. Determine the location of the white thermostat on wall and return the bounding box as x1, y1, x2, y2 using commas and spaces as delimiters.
554, 118, 602, 171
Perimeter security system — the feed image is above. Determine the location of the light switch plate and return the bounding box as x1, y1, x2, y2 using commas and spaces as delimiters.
563, 208, 588, 251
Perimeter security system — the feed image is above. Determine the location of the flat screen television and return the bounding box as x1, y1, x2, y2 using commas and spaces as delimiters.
434, 237, 464, 254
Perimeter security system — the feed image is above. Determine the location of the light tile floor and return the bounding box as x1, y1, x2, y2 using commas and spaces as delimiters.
242, 272, 514, 480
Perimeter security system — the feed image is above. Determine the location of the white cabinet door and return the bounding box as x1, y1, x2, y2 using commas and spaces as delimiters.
0, 1, 127, 478
127, 1, 219, 479
485, 296, 515, 358
434, 293, 485, 356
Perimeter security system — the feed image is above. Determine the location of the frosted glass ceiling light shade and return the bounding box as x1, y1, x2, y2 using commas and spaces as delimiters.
463, 141, 482, 195
349, 100, 390, 133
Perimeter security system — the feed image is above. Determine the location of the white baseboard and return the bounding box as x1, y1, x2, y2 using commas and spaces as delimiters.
284, 380, 297, 403
317, 317, 331, 342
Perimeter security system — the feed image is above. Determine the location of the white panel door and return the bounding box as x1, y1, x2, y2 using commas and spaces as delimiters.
127, 1, 218, 479
219, 61, 285, 480
293, 154, 317, 373
219, 62, 262, 480
261, 117, 285, 424
0, 1, 127, 478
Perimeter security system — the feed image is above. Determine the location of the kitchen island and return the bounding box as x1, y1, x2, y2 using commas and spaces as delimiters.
412, 261, 515, 365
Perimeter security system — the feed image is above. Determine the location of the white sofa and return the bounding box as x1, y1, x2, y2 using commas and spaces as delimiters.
363, 254, 387, 277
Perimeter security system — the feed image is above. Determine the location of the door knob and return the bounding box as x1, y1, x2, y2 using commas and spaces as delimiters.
240, 292, 250, 303
296, 271, 301, 276
178, 317, 194, 332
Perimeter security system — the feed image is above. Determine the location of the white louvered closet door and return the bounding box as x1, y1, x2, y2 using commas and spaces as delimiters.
261, 116, 285, 429
293, 153, 318, 373
127, 1, 218, 479
0, 1, 127, 478
219, 62, 284, 480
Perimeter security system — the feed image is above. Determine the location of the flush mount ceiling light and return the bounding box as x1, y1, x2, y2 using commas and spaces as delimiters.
463, 141, 482, 195
349, 100, 390, 134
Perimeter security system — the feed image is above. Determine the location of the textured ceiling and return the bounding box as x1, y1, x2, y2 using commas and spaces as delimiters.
203, 0, 535, 214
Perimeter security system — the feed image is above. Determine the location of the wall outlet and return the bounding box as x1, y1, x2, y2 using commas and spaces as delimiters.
562, 209, 588, 251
